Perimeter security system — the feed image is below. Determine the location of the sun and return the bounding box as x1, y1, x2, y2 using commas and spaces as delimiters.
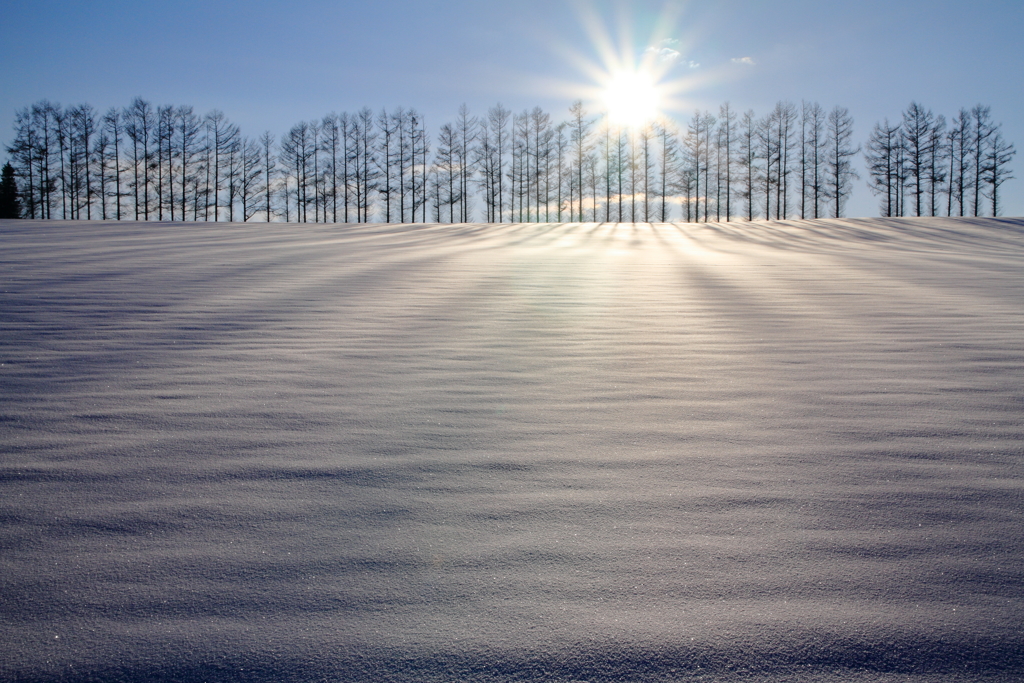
541, 2, 705, 131
602, 68, 661, 129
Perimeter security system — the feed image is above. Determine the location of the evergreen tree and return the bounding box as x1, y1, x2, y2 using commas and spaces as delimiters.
0, 162, 21, 218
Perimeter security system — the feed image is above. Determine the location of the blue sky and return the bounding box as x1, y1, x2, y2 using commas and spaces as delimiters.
3, 0, 1021, 217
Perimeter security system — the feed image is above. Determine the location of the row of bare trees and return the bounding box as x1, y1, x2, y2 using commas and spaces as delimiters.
431, 99, 860, 222
678, 101, 859, 222
4, 97, 1014, 222
6, 99, 245, 222
864, 103, 1016, 217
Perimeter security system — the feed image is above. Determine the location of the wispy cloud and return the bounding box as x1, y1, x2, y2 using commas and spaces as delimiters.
643, 39, 699, 68
646, 46, 681, 64
731, 57, 756, 66
644, 39, 681, 66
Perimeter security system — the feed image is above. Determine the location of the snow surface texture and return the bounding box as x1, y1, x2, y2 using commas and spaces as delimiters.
1, 218, 1023, 682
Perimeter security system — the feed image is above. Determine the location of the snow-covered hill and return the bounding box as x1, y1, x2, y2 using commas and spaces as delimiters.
2, 218, 1023, 681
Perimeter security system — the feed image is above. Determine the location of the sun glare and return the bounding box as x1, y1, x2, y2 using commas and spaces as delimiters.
544, 2, 700, 132
602, 68, 661, 129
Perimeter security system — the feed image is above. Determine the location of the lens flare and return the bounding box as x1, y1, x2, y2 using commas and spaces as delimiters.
537, 1, 705, 131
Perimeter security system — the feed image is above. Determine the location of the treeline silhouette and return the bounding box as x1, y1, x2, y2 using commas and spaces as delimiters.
1, 98, 1015, 222
865, 103, 1015, 218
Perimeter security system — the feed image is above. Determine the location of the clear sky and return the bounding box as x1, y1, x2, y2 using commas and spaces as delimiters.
3, 0, 1021, 218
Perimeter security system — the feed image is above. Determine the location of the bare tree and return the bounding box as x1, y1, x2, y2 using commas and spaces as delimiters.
586, 151, 599, 220
688, 111, 715, 221
736, 109, 759, 221
356, 108, 378, 222
946, 109, 971, 216
239, 137, 264, 221
718, 102, 736, 221
639, 124, 654, 221
599, 122, 613, 221
396, 109, 410, 222
530, 107, 552, 221
155, 105, 175, 220
39, 102, 62, 219
340, 113, 353, 222
486, 104, 509, 222
63, 105, 88, 219
805, 103, 828, 218
864, 119, 902, 217
475, 116, 496, 222
174, 106, 202, 221
970, 105, 995, 216
54, 106, 73, 218
568, 100, 592, 221
376, 108, 397, 222
758, 101, 796, 220
510, 111, 526, 221
476, 113, 509, 222
926, 113, 947, 216
94, 124, 112, 219
779, 102, 798, 219
195, 125, 212, 221
800, 101, 829, 218
455, 104, 477, 222
702, 111, 717, 221
321, 115, 340, 222
757, 109, 775, 220
258, 131, 277, 221
412, 111, 429, 223
614, 126, 626, 220
678, 164, 696, 222
124, 97, 154, 219
434, 123, 458, 222
204, 110, 240, 221
628, 128, 638, 221
799, 102, 809, 219
7, 107, 38, 217
984, 129, 1015, 216
61, 107, 76, 218
224, 137, 242, 221
554, 122, 568, 221
826, 106, 859, 218
280, 121, 314, 222
655, 120, 679, 221
309, 119, 323, 222
900, 102, 934, 216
